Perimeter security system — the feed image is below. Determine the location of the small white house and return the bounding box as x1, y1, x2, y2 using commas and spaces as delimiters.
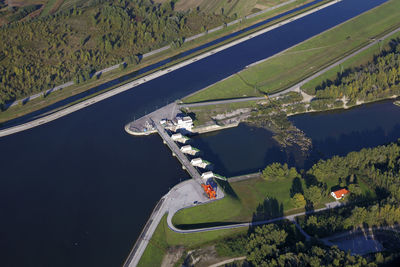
180, 145, 192, 152
201, 171, 214, 179
171, 133, 183, 140
191, 158, 203, 165
175, 116, 193, 130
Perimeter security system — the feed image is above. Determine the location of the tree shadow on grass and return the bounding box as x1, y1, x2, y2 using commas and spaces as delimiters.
290, 177, 304, 197
252, 197, 283, 223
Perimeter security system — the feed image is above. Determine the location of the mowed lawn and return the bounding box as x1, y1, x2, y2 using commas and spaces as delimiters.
183, 0, 400, 103
172, 175, 374, 228
172, 176, 306, 228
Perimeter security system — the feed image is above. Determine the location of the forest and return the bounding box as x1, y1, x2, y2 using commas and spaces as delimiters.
0, 0, 230, 108
211, 140, 400, 266
215, 220, 397, 266
306, 39, 400, 111
295, 140, 400, 238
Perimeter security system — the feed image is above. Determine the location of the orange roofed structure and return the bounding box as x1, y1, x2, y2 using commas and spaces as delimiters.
331, 188, 350, 200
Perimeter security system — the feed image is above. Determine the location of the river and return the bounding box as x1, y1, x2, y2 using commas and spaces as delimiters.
0, 0, 388, 266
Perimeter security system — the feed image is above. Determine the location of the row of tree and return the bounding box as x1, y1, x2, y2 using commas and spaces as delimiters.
298, 140, 400, 236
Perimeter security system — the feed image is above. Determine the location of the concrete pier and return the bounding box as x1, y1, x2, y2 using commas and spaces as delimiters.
152, 119, 203, 184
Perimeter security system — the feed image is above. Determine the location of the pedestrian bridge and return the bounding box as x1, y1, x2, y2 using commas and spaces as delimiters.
152, 119, 203, 184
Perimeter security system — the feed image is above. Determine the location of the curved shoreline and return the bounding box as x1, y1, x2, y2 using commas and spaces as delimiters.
0, 0, 341, 138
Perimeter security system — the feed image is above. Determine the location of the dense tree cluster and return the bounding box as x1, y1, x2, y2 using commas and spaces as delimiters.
0, 0, 230, 108
217, 222, 386, 267
301, 202, 400, 238
212, 141, 400, 265
262, 162, 299, 181
260, 139, 400, 211
298, 140, 400, 236
306, 40, 400, 111
307, 140, 400, 199
216, 218, 399, 266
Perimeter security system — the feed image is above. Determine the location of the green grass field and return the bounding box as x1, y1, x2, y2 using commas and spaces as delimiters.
172, 174, 374, 229
172, 176, 307, 228
137, 215, 248, 267
183, 0, 400, 103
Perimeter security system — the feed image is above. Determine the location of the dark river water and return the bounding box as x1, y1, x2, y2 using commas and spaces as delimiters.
0, 0, 388, 266
191, 100, 400, 177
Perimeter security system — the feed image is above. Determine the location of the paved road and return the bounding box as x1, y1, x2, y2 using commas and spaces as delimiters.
181, 26, 400, 109
0, 0, 342, 138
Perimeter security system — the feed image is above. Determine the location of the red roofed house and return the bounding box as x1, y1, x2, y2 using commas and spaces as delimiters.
331, 188, 350, 200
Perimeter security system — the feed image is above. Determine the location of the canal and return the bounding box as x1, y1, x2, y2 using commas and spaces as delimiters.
0, 0, 388, 266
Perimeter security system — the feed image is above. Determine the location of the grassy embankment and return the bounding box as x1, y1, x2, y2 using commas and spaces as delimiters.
183, 0, 400, 104
0, 0, 320, 125
137, 215, 247, 267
